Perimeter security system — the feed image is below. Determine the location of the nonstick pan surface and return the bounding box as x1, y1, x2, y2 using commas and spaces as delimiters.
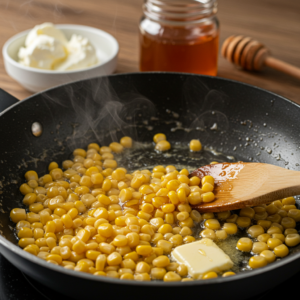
0, 73, 300, 300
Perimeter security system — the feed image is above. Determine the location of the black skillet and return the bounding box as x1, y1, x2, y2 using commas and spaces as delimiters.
0, 72, 299, 300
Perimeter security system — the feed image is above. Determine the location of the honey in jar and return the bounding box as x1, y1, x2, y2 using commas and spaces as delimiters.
139, 0, 219, 76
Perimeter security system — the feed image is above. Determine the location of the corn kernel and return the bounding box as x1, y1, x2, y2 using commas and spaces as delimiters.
189, 140, 202, 152
287, 209, 300, 222
226, 214, 238, 223
271, 223, 284, 231
267, 238, 283, 250
281, 217, 296, 229
168, 191, 179, 205
18, 227, 33, 239
107, 252, 122, 266
153, 133, 166, 144
237, 238, 253, 252
257, 234, 271, 243
182, 237, 194, 246
163, 271, 181, 282
202, 182, 214, 193
239, 207, 255, 219
248, 225, 264, 238
46, 254, 62, 265
136, 245, 153, 256
134, 273, 150, 281
259, 250, 275, 264
103, 159, 118, 169
200, 229, 216, 240
249, 256, 267, 269
167, 262, 180, 271
10, 208, 26, 223
205, 219, 220, 230
135, 261, 151, 274
285, 233, 300, 247
120, 136, 132, 148
109, 142, 124, 154
150, 267, 166, 280
272, 233, 285, 242
72, 240, 87, 254
203, 271, 218, 279
282, 197, 296, 205
157, 240, 172, 254
216, 230, 228, 240
169, 234, 183, 246
236, 217, 251, 228
113, 235, 128, 247
201, 192, 215, 203
190, 210, 202, 223
23, 193, 37, 206
284, 228, 297, 236
252, 242, 268, 254
188, 192, 202, 205
222, 223, 238, 235
177, 211, 189, 222
189, 176, 201, 186
274, 244, 289, 257
267, 214, 282, 224
155, 140, 171, 152
98, 223, 113, 238
157, 224, 172, 235
222, 272, 235, 277
267, 226, 282, 235
179, 217, 194, 228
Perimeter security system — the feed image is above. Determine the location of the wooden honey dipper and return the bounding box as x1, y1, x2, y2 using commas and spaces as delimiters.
221, 35, 300, 80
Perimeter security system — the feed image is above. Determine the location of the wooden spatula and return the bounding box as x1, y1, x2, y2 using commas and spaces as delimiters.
190, 162, 300, 213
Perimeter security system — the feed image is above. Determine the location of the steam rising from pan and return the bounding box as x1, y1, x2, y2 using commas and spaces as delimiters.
182, 77, 229, 145
41, 76, 156, 149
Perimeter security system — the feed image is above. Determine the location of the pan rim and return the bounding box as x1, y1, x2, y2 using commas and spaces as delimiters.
1, 72, 298, 115
0, 72, 300, 287
1, 72, 299, 119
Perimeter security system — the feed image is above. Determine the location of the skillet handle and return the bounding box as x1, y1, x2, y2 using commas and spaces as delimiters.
0, 89, 19, 113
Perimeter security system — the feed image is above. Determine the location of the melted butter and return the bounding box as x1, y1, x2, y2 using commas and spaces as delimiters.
191, 162, 245, 186
190, 162, 246, 201
216, 236, 249, 274
114, 142, 236, 173
198, 247, 213, 262
198, 249, 206, 256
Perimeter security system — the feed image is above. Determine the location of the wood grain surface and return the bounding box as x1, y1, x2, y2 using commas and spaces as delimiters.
0, 0, 299, 103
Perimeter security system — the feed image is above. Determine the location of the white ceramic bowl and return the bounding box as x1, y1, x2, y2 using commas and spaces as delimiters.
2, 24, 119, 93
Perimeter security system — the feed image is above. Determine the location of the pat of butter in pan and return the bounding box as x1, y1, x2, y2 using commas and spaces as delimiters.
172, 238, 233, 279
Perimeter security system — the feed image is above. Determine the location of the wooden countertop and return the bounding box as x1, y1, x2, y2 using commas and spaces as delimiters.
0, 0, 299, 103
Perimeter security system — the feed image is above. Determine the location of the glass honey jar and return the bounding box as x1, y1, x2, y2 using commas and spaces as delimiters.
139, 0, 219, 76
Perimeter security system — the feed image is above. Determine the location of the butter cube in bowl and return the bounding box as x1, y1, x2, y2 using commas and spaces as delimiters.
2, 23, 119, 92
